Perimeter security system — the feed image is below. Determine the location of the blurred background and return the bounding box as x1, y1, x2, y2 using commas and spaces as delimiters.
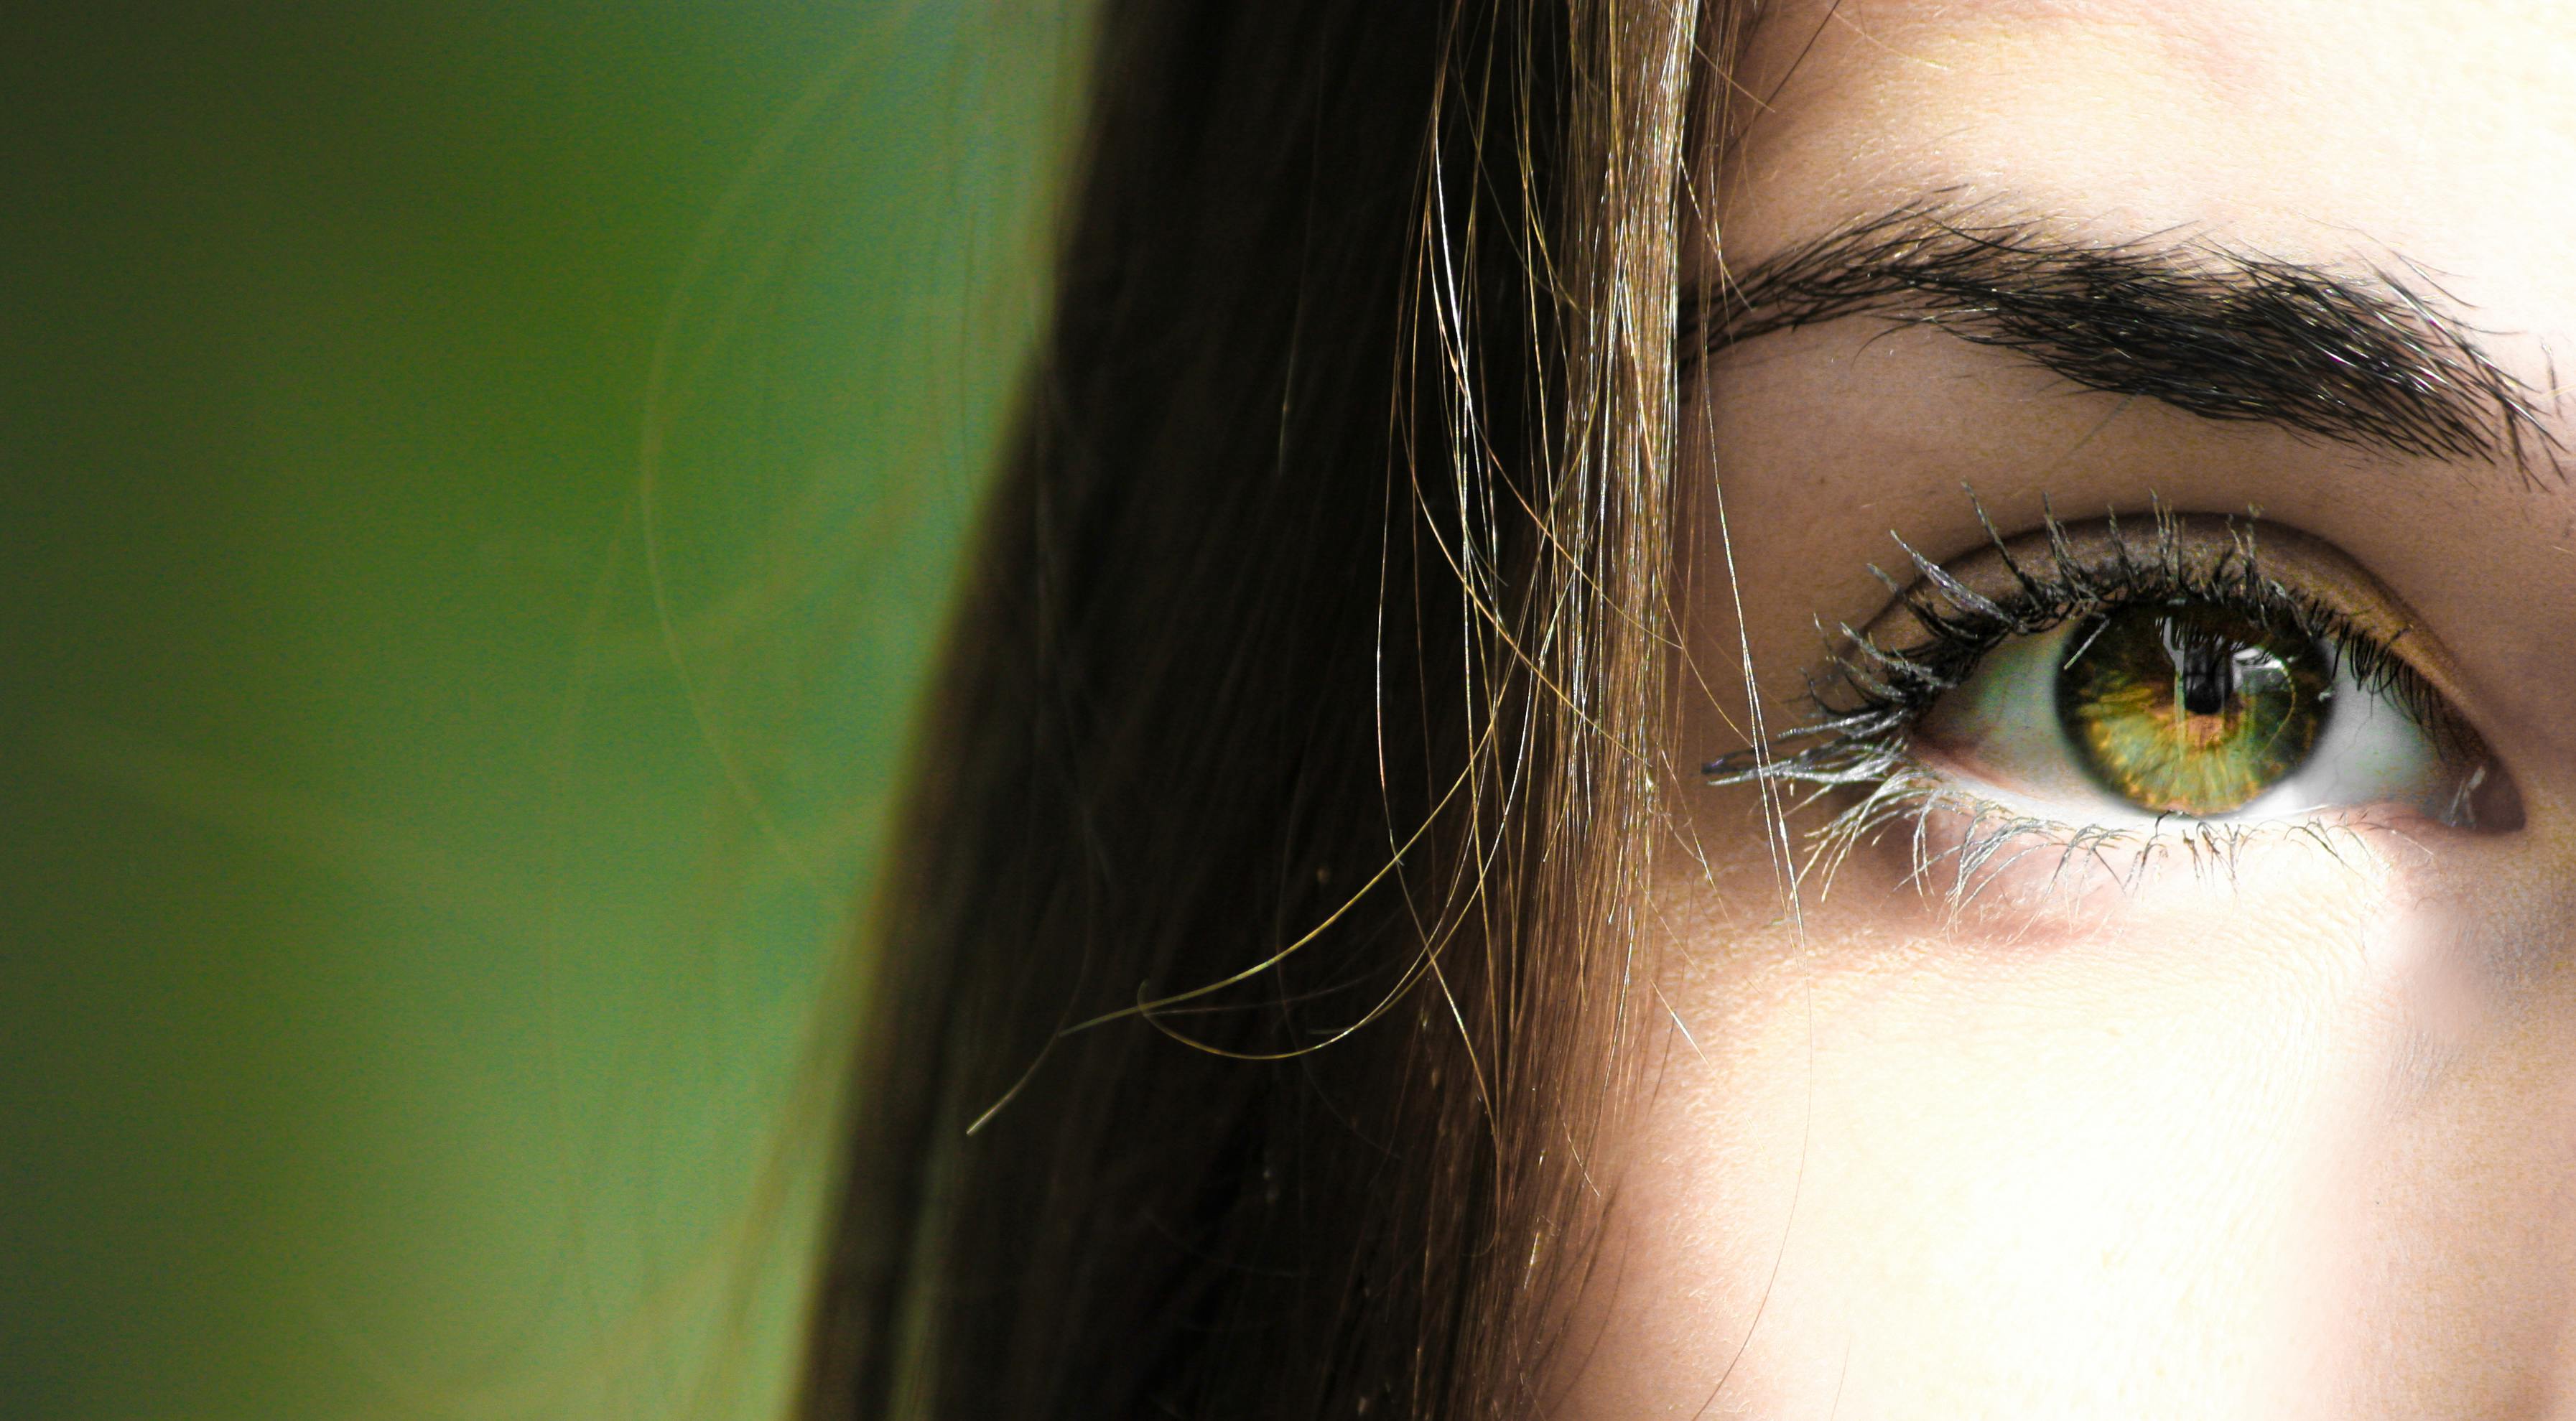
2, 4, 1083, 1416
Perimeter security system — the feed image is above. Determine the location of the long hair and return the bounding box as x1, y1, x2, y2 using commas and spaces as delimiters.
801, 2, 1743, 1414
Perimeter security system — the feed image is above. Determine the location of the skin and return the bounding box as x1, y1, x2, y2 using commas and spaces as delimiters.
1563, 2, 2576, 1415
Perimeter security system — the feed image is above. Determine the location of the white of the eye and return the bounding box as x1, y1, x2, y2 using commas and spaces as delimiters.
2229, 659, 2450, 821
1915, 620, 2458, 828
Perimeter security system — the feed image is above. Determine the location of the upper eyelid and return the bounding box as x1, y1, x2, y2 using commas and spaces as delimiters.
1707, 513, 2451, 783
1856, 513, 2469, 714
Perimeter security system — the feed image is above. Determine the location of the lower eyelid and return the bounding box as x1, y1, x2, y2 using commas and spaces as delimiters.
1889, 791, 2406, 915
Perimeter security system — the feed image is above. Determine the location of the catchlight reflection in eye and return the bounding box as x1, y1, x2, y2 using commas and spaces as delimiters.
1917, 596, 2493, 829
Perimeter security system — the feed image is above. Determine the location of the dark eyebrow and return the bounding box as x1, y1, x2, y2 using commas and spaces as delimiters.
1686, 201, 2562, 476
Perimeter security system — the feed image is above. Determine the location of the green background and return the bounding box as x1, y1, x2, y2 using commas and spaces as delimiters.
2, 5, 1080, 1417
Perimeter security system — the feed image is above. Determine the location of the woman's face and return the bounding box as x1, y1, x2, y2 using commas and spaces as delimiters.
1573, 2, 2576, 1414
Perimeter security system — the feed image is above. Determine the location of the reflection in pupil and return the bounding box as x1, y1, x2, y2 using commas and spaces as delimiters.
2174, 629, 2230, 718
2057, 603, 2330, 815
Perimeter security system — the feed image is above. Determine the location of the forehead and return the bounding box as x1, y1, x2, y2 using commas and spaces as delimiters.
1718, 0, 2576, 331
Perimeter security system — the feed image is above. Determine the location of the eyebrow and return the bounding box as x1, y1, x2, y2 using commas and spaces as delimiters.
1686, 201, 2562, 476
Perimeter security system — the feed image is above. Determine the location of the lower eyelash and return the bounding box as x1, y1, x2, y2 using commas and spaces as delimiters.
1792, 756, 2386, 912
1703, 498, 2441, 905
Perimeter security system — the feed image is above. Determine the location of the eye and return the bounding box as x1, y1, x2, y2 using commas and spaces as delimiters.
1704, 510, 2522, 846
1915, 597, 2498, 827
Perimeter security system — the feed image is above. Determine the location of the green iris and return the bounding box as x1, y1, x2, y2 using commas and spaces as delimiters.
2055, 602, 2332, 816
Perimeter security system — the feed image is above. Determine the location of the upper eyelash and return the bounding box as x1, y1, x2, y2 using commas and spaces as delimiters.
1704, 500, 2448, 793
1699, 499, 2457, 900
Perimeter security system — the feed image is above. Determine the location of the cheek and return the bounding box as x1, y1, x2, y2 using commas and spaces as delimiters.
1558, 830, 2576, 1419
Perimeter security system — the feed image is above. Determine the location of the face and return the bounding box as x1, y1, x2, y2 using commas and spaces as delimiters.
1566, 2, 2576, 1415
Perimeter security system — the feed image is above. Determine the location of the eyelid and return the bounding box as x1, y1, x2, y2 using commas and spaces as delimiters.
1861, 512, 2483, 732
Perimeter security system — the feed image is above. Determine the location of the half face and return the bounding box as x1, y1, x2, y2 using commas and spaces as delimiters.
1568, 2, 2576, 1415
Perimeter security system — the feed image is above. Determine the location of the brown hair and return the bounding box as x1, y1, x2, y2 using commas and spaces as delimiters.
801, 2, 1746, 1415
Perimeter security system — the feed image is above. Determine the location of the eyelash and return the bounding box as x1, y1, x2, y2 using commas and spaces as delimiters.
1703, 500, 2456, 898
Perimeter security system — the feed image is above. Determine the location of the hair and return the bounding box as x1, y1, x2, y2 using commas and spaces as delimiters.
799, 2, 1754, 1415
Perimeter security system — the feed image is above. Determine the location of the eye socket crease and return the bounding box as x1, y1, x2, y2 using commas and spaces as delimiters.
1683, 197, 2567, 483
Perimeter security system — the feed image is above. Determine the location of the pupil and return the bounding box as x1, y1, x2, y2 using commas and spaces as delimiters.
2173, 630, 2233, 718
